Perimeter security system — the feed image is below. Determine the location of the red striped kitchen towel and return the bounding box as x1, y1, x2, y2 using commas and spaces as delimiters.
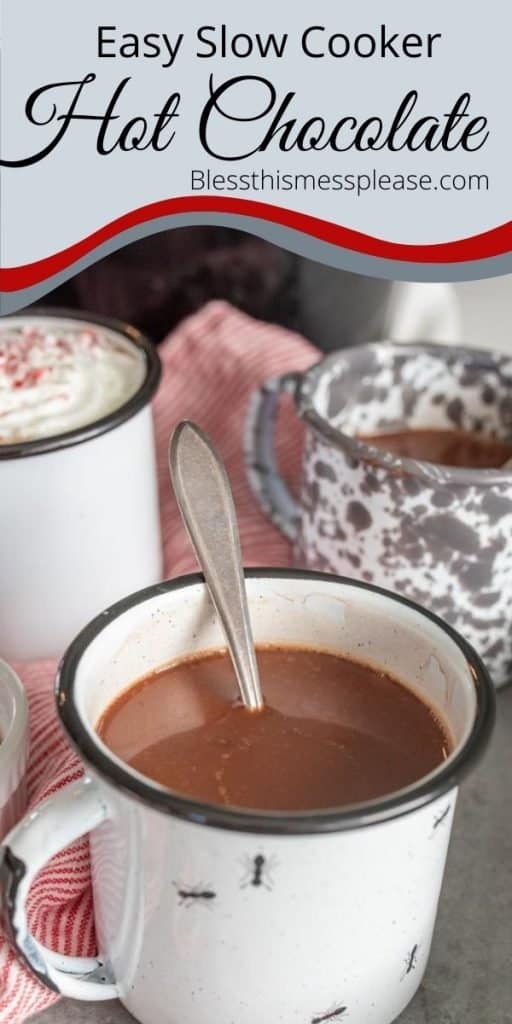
0, 300, 318, 1023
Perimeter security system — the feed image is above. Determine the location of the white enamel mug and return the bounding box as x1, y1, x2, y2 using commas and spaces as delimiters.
0, 571, 493, 1024
0, 309, 163, 660
0, 659, 29, 841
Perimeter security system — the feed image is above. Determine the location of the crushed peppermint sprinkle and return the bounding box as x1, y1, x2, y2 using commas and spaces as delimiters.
0, 321, 146, 444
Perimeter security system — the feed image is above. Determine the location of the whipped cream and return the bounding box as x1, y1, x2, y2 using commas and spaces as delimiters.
0, 318, 146, 444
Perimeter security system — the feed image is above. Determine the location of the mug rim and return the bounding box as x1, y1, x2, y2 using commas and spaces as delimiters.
56, 569, 495, 836
0, 660, 29, 774
0, 307, 161, 460
296, 339, 512, 486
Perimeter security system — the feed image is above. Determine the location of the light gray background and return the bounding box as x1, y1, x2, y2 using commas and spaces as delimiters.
31, 278, 512, 1023
454, 276, 512, 351
2, 0, 509, 264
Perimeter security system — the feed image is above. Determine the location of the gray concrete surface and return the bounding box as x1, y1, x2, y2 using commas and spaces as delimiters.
33, 687, 512, 1024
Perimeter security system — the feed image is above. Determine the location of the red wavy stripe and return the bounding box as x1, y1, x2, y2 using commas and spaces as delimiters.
1, 197, 511, 291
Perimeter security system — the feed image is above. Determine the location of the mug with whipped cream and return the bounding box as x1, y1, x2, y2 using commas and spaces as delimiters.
0, 310, 163, 660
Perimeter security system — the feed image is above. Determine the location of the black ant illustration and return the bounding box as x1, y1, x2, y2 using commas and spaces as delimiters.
431, 804, 451, 836
401, 944, 419, 980
173, 883, 216, 908
311, 1005, 347, 1023
240, 853, 277, 891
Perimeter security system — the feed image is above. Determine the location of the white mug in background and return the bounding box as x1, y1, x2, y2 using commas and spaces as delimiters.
0, 310, 163, 660
0, 659, 29, 841
0, 571, 493, 1024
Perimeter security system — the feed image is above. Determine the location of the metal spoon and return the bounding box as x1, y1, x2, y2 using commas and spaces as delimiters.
169, 421, 264, 712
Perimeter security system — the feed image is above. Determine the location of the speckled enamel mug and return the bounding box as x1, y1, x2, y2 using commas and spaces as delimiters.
247, 342, 512, 688
0, 572, 493, 1024
0, 659, 29, 842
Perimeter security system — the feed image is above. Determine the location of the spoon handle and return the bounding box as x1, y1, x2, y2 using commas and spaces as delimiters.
169, 421, 264, 711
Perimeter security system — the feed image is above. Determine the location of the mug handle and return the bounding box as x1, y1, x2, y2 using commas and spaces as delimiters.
0, 776, 118, 1001
245, 372, 302, 542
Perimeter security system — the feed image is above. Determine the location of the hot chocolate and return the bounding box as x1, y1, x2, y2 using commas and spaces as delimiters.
360, 427, 512, 468
0, 320, 145, 444
97, 645, 452, 811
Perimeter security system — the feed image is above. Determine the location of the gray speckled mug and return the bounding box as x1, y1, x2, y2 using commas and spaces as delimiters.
246, 341, 512, 688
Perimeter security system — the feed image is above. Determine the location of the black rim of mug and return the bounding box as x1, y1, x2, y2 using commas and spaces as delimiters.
56, 569, 495, 835
0, 307, 161, 460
